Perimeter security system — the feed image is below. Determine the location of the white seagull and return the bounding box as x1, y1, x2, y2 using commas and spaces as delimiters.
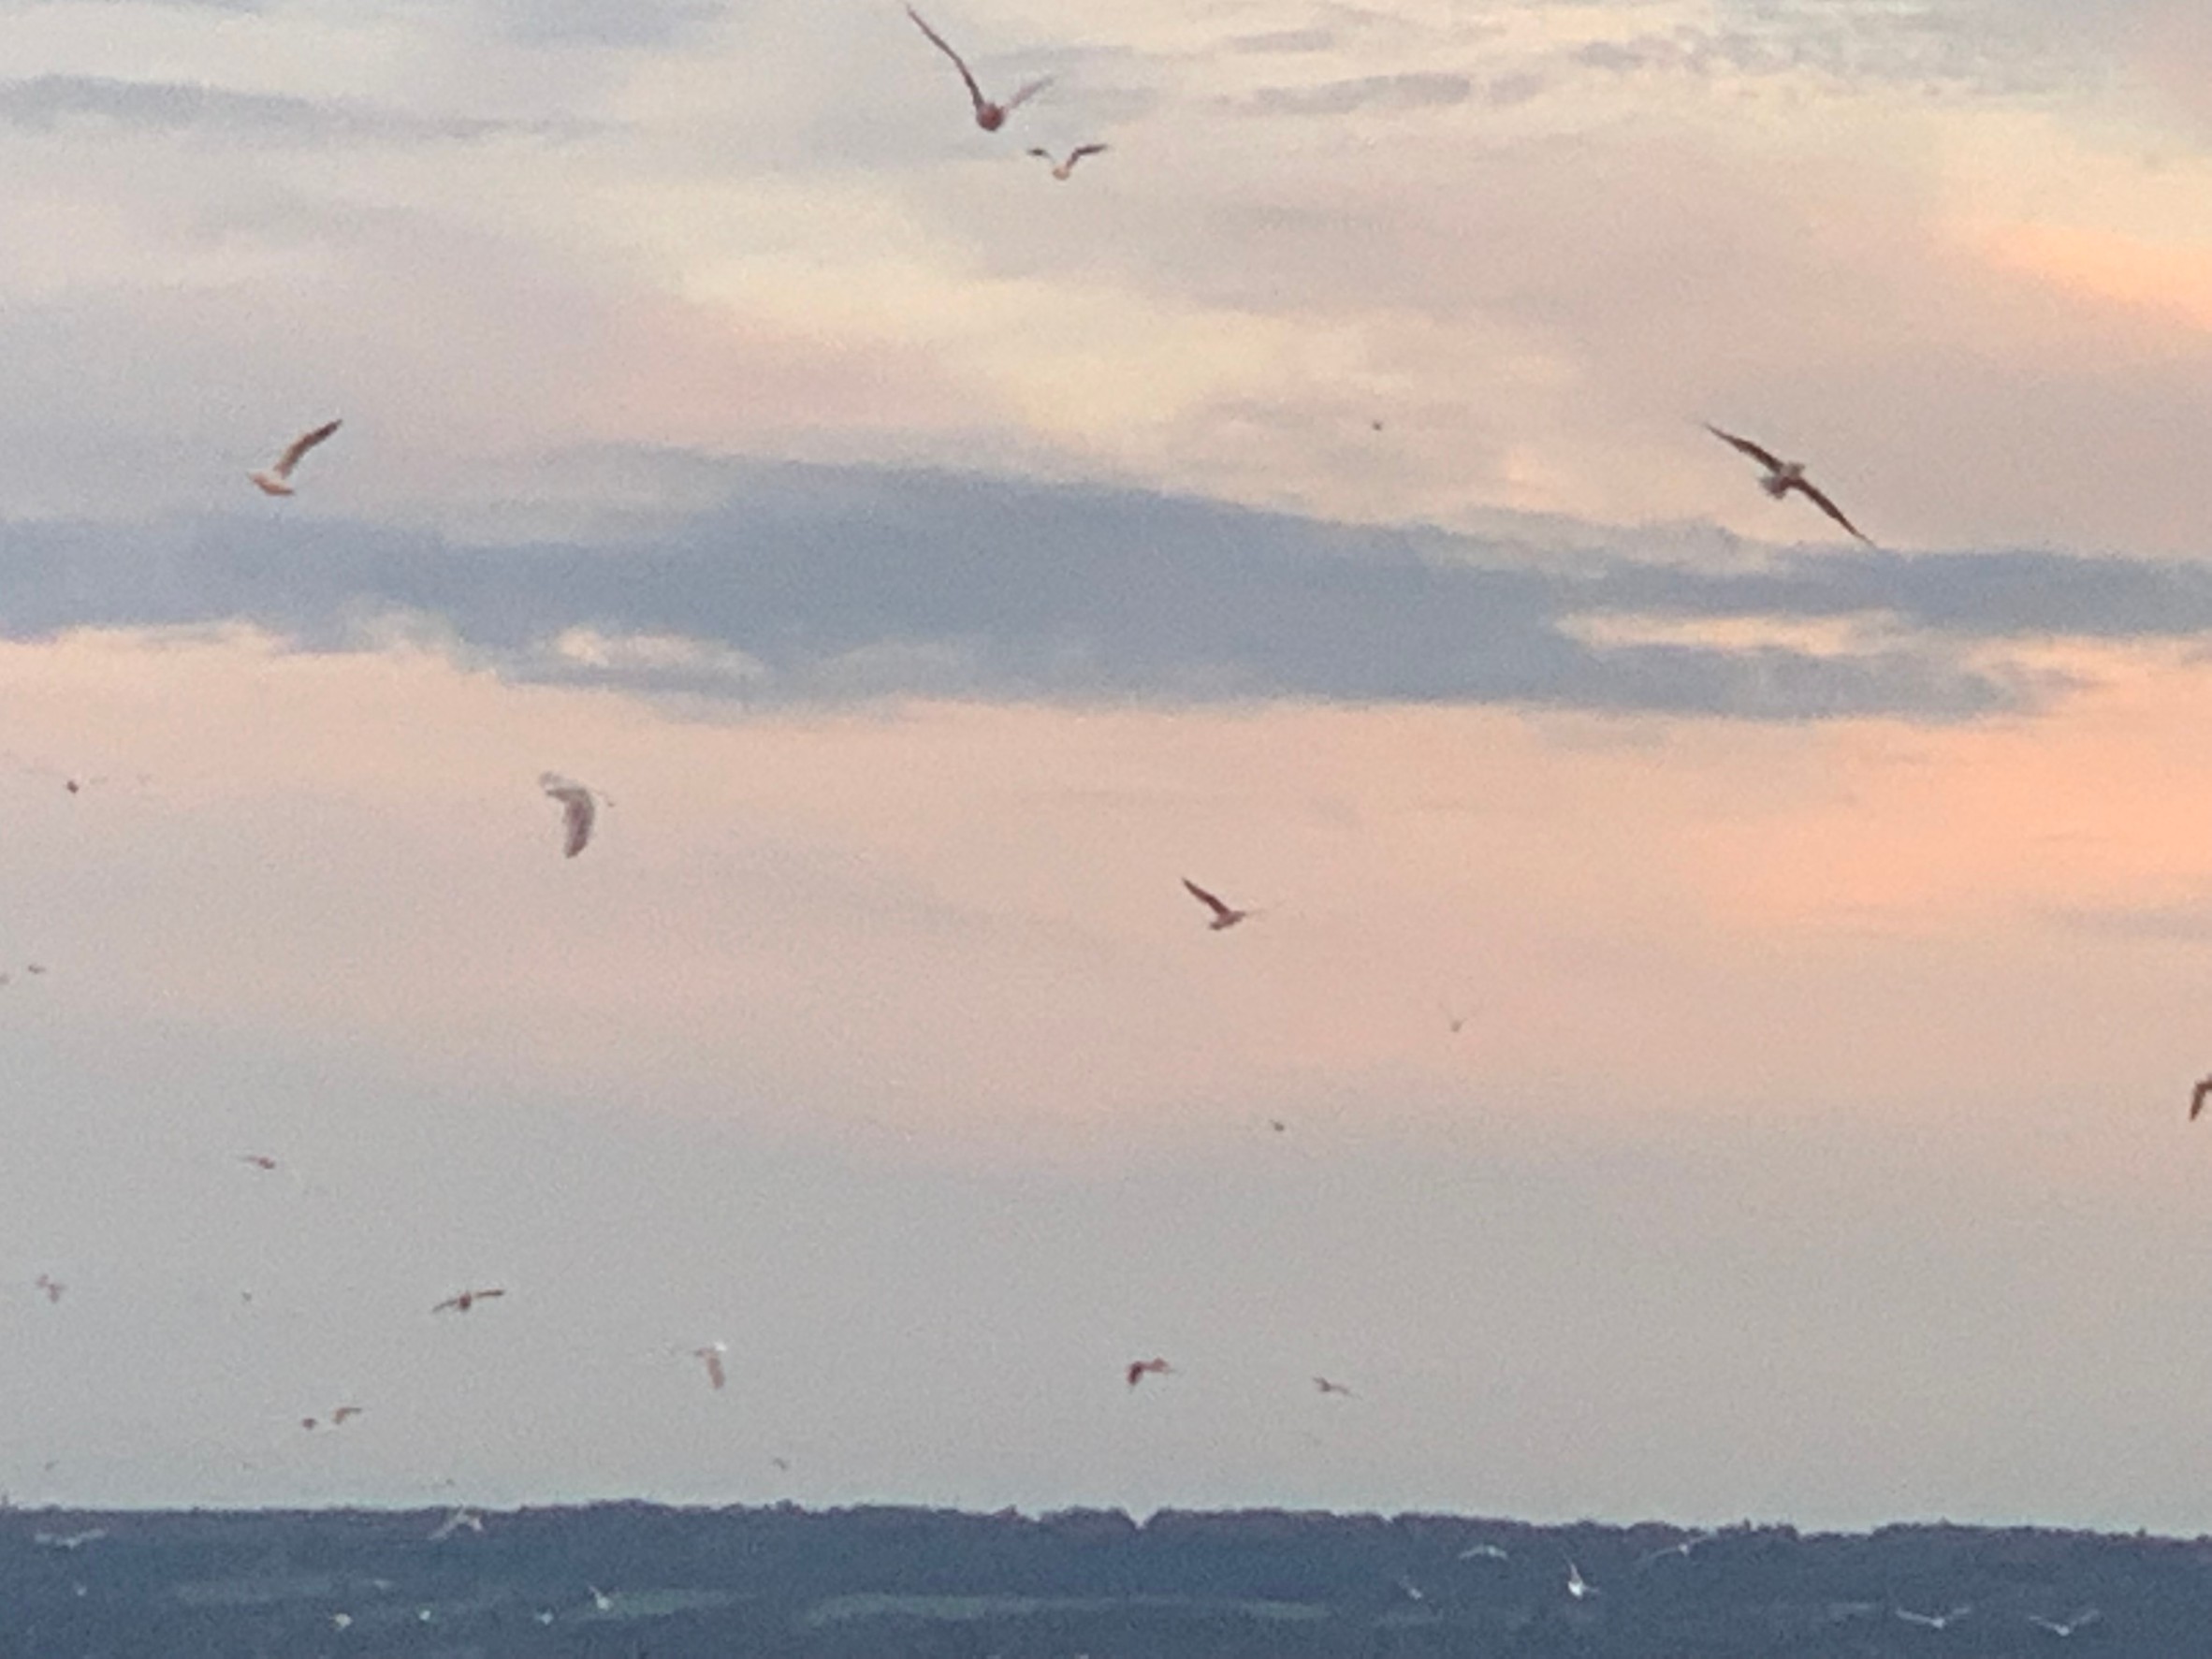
2028, 1610, 2101, 1637
589, 1585, 615, 1612
1637, 1530, 1715, 1568
1894, 1605, 1972, 1630
1027, 143, 1106, 180
1458, 1542, 1509, 1561
906, 7, 1049, 131
1565, 1561, 1598, 1600
539, 772, 603, 858
248, 419, 341, 497
1182, 877, 1253, 931
427, 1506, 484, 1542
1705, 424, 1873, 545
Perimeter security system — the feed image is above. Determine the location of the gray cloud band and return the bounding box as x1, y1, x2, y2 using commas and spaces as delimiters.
0, 460, 2191, 719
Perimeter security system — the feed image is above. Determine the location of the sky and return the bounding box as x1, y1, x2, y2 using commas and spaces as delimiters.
6, 0, 2212, 1538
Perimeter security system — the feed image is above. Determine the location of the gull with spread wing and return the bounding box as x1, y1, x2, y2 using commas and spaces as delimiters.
1027, 143, 1106, 180
1182, 878, 1253, 931
906, 7, 1049, 131
248, 420, 341, 497
1705, 424, 1872, 545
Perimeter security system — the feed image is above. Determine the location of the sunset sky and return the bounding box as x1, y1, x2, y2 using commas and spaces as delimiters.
5, 0, 2212, 1536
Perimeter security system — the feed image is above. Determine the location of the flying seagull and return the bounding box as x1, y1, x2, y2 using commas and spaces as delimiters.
432, 1288, 506, 1314
33, 1529, 106, 1550
239, 1154, 278, 1171
1637, 1530, 1715, 1568
1458, 1542, 1509, 1561
1126, 1357, 1175, 1389
427, 1507, 484, 1542
248, 419, 341, 497
1312, 1375, 1355, 1397
1565, 1561, 1598, 1600
2190, 1074, 2211, 1121
1182, 877, 1252, 931
300, 1405, 364, 1431
693, 1343, 728, 1391
539, 772, 602, 858
589, 1585, 615, 1612
2028, 1610, 2101, 1637
1704, 424, 1872, 545
906, 7, 1049, 131
1026, 143, 1106, 180
1895, 1605, 1972, 1630
34, 1273, 64, 1304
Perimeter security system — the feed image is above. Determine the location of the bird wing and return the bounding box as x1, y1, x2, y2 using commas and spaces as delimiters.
1000, 76, 1052, 114
1704, 423, 1784, 472
1069, 142, 1107, 161
1026, 147, 1049, 158
1182, 878, 1234, 921
542, 777, 596, 856
906, 7, 988, 113
1785, 477, 1873, 545
273, 419, 342, 479
2191, 1078, 2210, 1121
432, 1295, 461, 1312
560, 792, 594, 856
704, 1350, 726, 1390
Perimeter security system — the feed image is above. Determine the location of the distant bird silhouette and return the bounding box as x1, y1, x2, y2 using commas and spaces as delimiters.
539, 772, 603, 858
1182, 878, 1252, 931
693, 1343, 728, 1390
1895, 1605, 1972, 1630
239, 1154, 278, 1171
1027, 143, 1106, 180
1705, 424, 1872, 545
432, 1288, 505, 1314
1458, 1541, 1509, 1561
589, 1585, 615, 1612
249, 419, 341, 497
330, 1612, 352, 1630
1565, 1561, 1598, 1600
1395, 1575, 1424, 1602
34, 1274, 64, 1304
1312, 1375, 1355, 1397
1126, 1357, 1175, 1389
2191, 1074, 2211, 1121
906, 7, 1049, 131
2028, 1610, 2101, 1637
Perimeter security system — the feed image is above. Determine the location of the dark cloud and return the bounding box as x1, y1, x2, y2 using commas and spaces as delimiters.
0, 75, 579, 144
0, 459, 2187, 720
